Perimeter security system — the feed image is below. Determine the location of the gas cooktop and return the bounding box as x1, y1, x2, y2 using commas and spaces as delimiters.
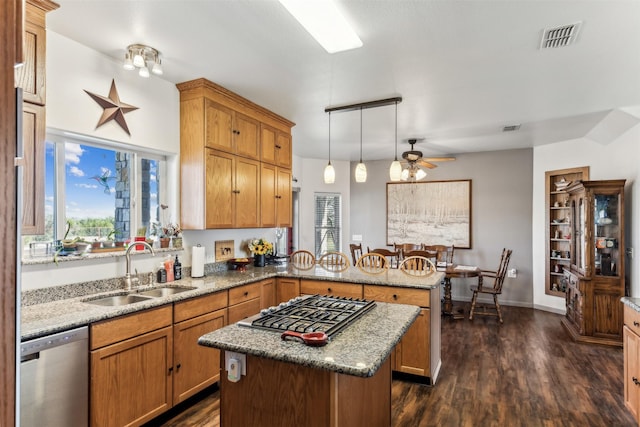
237, 294, 376, 338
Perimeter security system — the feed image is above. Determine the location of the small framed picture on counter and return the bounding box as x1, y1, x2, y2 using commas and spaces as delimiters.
215, 240, 235, 261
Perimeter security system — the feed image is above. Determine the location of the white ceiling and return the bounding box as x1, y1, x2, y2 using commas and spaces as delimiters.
46, 0, 640, 162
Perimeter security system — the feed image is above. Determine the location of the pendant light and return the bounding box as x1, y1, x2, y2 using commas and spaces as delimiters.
389, 101, 402, 181
324, 112, 335, 184
355, 107, 367, 183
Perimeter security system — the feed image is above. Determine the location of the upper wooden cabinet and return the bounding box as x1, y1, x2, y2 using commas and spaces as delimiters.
177, 78, 294, 230
260, 163, 292, 228
16, 0, 58, 235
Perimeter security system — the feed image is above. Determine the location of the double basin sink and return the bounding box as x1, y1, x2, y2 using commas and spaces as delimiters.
83, 285, 196, 307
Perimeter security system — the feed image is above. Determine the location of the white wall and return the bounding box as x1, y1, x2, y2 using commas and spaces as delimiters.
532, 123, 640, 311
349, 149, 534, 307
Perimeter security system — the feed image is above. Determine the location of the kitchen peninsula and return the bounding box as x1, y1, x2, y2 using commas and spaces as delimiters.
198, 298, 421, 427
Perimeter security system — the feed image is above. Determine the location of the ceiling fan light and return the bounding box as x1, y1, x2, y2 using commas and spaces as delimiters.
324, 162, 335, 184
416, 168, 427, 180
389, 160, 402, 181
355, 162, 367, 183
400, 168, 409, 181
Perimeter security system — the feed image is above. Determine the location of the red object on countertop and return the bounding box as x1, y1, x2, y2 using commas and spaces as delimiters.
164, 258, 174, 282
134, 236, 146, 250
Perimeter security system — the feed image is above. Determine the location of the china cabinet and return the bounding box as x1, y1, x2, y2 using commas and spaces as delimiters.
545, 167, 589, 296
561, 179, 626, 346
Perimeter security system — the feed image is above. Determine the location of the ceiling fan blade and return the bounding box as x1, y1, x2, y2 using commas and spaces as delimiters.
418, 159, 437, 169
421, 157, 456, 162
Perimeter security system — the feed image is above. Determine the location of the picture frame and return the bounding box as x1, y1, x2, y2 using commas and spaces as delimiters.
386, 179, 472, 248
215, 240, 235, 261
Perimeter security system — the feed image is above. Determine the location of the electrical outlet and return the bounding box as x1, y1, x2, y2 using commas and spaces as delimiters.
225, 351, 246, 382
507, 268, 517, 278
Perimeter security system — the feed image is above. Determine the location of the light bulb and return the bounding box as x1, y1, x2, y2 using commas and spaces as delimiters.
133, 52, 145, 68
355, 162, 367, 183
416, 168, 427, 180
138, 66, 150, 78
389, 160, 402, 181
324, 162, 335, 184
401, 169, 409, 181
151, 60, 163, 75
123, 52, 135, 70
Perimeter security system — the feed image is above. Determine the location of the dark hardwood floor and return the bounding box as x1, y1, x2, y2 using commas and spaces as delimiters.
148, 304, 635, 426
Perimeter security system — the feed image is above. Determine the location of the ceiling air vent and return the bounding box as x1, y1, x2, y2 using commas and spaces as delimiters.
502, 124, 521, 132
540, 22, 581, 49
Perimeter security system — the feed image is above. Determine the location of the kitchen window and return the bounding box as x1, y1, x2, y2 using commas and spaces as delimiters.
314, 192, 341, 258
22, 129, 169, 254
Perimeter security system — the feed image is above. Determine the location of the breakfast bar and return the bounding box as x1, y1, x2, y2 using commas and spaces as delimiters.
198, 300, 421, 427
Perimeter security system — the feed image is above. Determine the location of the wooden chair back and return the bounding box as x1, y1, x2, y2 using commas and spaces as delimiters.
393, 243, 422, 259
356, 253, 388, 274
289, 250, 316, 269
399, 256, 436, 277
318, 251, 350, 272
367, 247, 400, 268
487, 248, 513, 293
469, 248, 513, 323
422, 245, 455, 266
349, 243, 363, 266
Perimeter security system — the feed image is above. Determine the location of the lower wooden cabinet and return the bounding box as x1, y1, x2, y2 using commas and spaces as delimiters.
624, 305, 640, 425
300, 279, 363, 299
276, 277, 300, 303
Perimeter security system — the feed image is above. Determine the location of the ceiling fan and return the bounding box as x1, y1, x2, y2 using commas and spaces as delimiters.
399, 138, 456, 181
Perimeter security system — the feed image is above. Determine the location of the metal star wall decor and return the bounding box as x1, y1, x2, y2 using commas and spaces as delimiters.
84, 79, 138, 135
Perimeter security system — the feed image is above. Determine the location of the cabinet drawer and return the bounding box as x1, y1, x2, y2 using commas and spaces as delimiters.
363, 285, 430, 308
624, 305, 640, 336
174, 291, 228, 323
90, 305, 173, 350
300, 280, 363, 299
229, 282, 261, 306
228, 298, 261, 323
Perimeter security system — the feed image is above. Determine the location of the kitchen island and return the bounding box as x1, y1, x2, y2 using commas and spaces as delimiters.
198, 299, 421, 427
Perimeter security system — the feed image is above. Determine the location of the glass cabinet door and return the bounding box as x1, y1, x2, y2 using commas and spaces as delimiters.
572, 196, 586, 273
594, 193, 620, 276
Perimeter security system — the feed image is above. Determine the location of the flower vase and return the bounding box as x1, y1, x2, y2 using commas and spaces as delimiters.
254, 254, 266, 267
160, 237, 170, 248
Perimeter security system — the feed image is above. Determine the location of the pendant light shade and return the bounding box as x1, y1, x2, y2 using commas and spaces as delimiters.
355, 108, 367, 183
324, 111, 335, 184
389, 101, 402, 181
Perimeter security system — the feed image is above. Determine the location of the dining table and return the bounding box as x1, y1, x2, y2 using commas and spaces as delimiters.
441, 265, 481, 320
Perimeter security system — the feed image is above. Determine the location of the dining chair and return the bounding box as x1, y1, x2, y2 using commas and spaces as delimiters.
349, 243, 363, 266
367, 247, 400, 268
399, 256, 436, 277
393, 243, 422, 260
356, 253, 388, 274
318, 251, 350, 272
289, 249, 316, 270
422, 244, 455, 267
469, 248, 513, 323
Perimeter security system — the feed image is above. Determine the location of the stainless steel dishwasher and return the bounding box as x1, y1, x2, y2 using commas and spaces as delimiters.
20, 326, 89, 427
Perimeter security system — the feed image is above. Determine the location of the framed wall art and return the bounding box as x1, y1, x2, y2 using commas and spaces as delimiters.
215, 240, 235, 261
386, 179, 472, 248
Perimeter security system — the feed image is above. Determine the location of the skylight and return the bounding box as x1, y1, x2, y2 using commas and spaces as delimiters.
278, 0, 363, 54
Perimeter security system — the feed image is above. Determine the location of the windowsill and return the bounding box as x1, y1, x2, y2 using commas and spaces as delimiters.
22, 246, 184, 266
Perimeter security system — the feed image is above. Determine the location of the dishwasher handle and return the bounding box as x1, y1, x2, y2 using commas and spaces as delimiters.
21, 326, 89, 357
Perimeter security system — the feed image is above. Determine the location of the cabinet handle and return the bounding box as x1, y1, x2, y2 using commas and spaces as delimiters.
275, 145, 281, 149
168, 367, 173, 375
633, 377, 640, 386
176, 363, 181, 371
244, 291, 249, 296
327, 288, 332, 293
634, 321, 639, 327
393, 294, 398, 300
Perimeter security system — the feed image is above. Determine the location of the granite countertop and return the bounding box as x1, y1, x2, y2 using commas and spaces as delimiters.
21, 264, 442, 341
621, 297, 640, 312
198, 301, 420, 378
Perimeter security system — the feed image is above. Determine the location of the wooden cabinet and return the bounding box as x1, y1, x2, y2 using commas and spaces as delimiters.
178, 78, 294, 230
16, 0, 58, 235
624, 305, 640, 424
260, 278, 276, 309
300, 279, 363, 299
204, 149, 260, 228
173, 292, 227, 405
363, 285, 440, 383
276, 277, 300, 303
228, 282, 262, 323
90, 306, 174, 427
561, 179, 626, 346
260, 163, 292, 227
545, 167, 589, 296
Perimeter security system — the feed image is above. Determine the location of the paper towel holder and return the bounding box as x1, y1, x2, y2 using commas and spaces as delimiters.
191, 244, 206, 278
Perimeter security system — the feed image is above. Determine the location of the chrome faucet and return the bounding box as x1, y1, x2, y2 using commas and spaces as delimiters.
124, 241, 155, 290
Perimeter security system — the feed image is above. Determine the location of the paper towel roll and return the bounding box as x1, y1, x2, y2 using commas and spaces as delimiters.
191, 245, 205, 277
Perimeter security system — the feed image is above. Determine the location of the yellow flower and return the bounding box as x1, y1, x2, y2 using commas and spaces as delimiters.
248, 238, 273, 255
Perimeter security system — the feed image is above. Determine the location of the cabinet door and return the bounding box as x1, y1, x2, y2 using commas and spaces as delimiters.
206, 149, 234, 228
15, 17, 45, 104
21, 102, 44, 234
260, 163, 277, 227
276, 167, 292, 227
276, 132, 292, 168
624, 326, 640, 422
173, 308, 226, 404
395, 308, 430, 376
205, 99, 234, 152
300, 280, 363, 299
276, 278, 300, 303
260, 278, 276, 309
260, 124, 277, 165
91, 326, 173, 427
592, 279, 623, 340
228, 298, 261, 323
234, 113, 260, 160
235, 156, 260, 227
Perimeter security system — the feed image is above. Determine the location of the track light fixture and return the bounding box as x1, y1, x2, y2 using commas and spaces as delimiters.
123, 44, 163, 78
